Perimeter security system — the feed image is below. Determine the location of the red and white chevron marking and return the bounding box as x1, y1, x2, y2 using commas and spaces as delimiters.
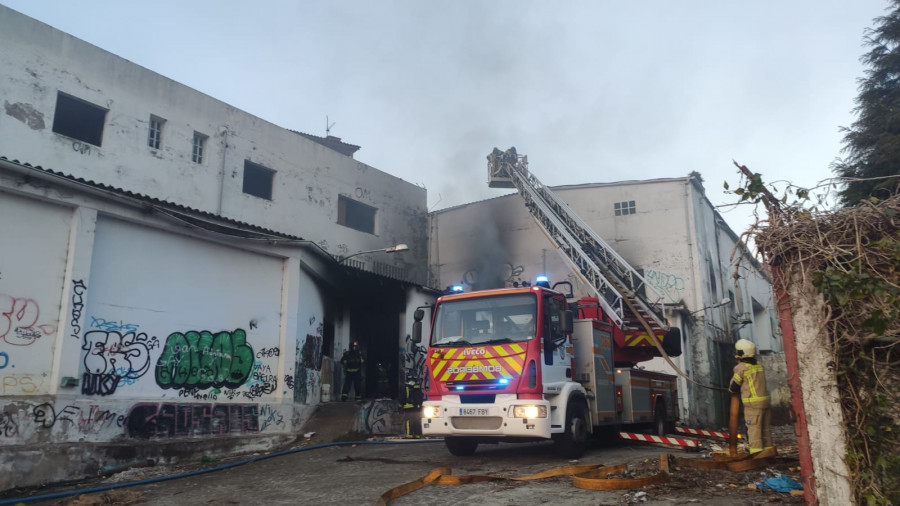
618, 432, 700, 447
675, 426, 731, 439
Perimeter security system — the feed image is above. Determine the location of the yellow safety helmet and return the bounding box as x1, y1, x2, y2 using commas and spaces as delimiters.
734, 338, 756, 359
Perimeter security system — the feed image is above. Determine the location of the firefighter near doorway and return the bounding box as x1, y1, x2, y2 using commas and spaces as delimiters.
341, 340, 364, 401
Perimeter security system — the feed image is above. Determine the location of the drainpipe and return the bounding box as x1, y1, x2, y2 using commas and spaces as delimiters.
772, 265, 817, 504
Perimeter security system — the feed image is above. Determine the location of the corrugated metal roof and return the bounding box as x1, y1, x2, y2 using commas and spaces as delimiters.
0, 155, 304, 241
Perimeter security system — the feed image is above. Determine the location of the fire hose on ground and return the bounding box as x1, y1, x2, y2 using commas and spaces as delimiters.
375, 448, 778, 505
0, 439, 443, 505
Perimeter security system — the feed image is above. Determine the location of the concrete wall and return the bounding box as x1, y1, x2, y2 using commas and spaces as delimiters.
0, 4, 427, 285
427, 176, 781, 427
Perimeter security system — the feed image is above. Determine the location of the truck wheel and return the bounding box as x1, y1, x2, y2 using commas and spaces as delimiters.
654, 400, 670, 436
445, 437, 478, 456
556, 401, 589, 459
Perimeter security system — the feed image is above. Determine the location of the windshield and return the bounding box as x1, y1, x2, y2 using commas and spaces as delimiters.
430, 293, 537, 347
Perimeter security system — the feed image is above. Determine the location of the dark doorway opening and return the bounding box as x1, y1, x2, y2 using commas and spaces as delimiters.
342, 267, 407, 401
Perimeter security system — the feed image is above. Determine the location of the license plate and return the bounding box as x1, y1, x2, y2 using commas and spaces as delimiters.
459, 408, 489, 416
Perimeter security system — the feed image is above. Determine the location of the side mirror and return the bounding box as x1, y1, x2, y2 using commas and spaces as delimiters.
412, 321, 422, 343
560, 310, 573, 334
413, 308, 424, 322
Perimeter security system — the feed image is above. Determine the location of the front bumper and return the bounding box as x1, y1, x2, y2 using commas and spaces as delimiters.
421, 394, 551, 439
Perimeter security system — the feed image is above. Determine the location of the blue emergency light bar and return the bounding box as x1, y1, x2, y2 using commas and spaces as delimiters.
498, 378, 509, 384
451, 285, 464, 293
535, 275, 550, 288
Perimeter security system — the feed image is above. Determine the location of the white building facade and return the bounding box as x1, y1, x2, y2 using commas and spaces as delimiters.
0, 5, 433, 490
427, 176, 785, 427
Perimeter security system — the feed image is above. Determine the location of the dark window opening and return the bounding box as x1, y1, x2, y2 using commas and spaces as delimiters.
148, 115, 164, 149
192, 132, 207, 163
242, 160, 275, 200
52, 92, 107, 146
338, 195, 376, 234
614, 200, 636, 216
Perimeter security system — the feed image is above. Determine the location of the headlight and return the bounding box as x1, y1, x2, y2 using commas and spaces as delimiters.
512, 405, 547, 418
423, 405, 442, 418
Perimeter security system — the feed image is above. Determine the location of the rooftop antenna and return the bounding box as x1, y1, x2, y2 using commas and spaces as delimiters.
326, 116, 336, 137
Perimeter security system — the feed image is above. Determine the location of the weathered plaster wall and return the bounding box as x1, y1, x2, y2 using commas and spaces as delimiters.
0, 4, 427, 285
785, 267, 853, 505
294, 269, 325, 406
0, 192, 70, 396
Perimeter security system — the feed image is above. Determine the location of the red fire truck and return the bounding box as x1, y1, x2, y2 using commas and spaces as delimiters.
416, 148, 683, 457
413, 282, 680, 458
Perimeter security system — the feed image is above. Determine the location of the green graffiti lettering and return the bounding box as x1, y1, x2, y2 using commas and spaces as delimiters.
155, 329, 254, 390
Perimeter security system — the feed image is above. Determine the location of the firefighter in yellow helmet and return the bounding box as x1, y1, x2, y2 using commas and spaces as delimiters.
729, 338, 774, 454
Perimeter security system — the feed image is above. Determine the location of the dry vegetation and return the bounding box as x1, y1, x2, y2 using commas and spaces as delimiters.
735, 173, 900, 505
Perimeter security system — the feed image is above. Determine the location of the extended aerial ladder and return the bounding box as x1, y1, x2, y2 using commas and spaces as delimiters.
487, 147, 675, 349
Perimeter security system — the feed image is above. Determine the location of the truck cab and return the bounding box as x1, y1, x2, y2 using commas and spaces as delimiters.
416, 285, 589, 457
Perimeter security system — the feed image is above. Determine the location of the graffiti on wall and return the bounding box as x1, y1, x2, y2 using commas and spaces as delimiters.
646, 269, 686, 303
89, 317, 140, 334
1, 294, 57, 346
155, 329, 254, 390
402, 333, 426, 385
1, 411, 19, 437
0, 351, 8, 369
32, 402, 127, 434
72, 141, 91, 155
259, 404, 285, 432
126, 402, 259, 439
70, 280, 87, 340
81, 330, 158, 396
295, 326, 323, 404
0, 400, 280, 441
0, 402, 128, 439
243, 361, 278, 399
256, 347, 279, 358
355, 400, 403, 435
301, 333, 323, 370
1, 374, 39, 394
462, 261, 526, 289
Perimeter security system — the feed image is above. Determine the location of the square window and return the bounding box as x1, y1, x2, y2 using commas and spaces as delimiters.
614, 200, 636, 216
338, 195, 376, 234
242, 160, 275, 200
52, 92, 107, 147
192, 132, 207, 164
148, 115, 164, 149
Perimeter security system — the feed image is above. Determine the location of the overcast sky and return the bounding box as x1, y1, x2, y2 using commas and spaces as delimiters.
2, 0, 889, 235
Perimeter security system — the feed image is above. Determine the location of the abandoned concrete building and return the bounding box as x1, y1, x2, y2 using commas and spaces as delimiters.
0, 4, 435, 490
0, 4, 783, 491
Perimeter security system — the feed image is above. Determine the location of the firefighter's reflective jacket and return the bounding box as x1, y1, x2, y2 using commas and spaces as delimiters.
341, 350, 364, 373
730, 360, 770, 406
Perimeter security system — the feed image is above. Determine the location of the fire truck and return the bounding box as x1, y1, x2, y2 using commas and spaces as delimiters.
415, 148, 682, 457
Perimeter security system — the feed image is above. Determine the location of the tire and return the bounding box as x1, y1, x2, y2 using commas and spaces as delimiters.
445, 437, 478, 456
654, 400, 670, 436
555, 400, 589, 459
